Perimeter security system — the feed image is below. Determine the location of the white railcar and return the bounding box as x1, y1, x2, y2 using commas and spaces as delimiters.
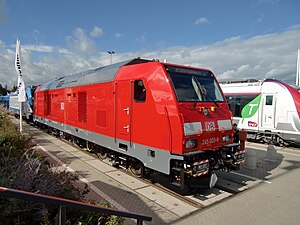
220, 79, 300, 145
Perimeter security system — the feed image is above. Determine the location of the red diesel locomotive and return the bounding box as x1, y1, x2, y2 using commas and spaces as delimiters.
34, 58, 244, 190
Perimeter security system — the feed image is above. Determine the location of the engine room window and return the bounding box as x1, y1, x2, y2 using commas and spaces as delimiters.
134, 80, 146, 102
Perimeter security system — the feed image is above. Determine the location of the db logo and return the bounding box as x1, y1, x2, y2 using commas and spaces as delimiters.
205, 122, 215, 131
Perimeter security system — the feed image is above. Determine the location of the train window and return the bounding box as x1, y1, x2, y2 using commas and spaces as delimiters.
166, 65, 224, 102
225, 94, 259, 117
134, 80, 146, 102
266, 95, 273, 105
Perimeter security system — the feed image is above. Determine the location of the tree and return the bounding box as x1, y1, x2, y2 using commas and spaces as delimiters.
11, 85, 17, 92
0, 84, 8, 95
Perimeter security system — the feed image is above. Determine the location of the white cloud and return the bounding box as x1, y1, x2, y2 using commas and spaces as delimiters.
287, 24, 300, 31
66, 28, 98, 55
115, 33, 123, 38
22, 44, 54, 53
90, 26, 104, 37
221, 65, 251, 79
1, 26, 300, 89
195, 17, 209, 25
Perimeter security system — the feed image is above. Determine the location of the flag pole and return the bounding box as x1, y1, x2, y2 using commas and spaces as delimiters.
15, 38, 26, 133
19, 102, 23, 133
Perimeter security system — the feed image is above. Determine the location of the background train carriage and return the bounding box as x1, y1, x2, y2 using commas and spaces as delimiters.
34, 58, 243, 191
8, 87, 34, 120
220, 79, 300, 146
0, 95, 9, 110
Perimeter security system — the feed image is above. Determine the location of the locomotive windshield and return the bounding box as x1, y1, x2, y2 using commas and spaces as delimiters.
165, 66, 224, 102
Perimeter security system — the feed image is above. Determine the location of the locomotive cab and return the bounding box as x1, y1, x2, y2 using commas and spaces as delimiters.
162, 65, 243, 189
165, 65, 231, 152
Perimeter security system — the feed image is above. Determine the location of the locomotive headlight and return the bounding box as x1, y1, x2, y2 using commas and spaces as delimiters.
185, 139, 198, 149
222, 135, 231, 142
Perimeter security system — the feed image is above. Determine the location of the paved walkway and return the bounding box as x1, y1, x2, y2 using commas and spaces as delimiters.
17, 118, 300, 225
21, 121, 193, 224
173, 144, 300, 225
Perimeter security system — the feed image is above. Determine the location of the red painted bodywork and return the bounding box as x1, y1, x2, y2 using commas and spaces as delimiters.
34, 61, 233, 154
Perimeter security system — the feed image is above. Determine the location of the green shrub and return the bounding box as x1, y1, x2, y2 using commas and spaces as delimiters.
75, 201, 123, 225
0, 111, 122, 224
0, 113, 34, 158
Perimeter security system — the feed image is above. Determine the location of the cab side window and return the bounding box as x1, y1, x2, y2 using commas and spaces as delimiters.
134, 80, 146, 102
266, 95, 273, 105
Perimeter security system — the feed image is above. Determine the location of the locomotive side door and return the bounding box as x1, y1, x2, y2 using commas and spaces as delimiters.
115, 80, 132, 147
261, 94, 276, 129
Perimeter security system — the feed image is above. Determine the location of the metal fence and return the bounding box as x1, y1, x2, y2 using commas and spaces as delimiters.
0, 186, 152, 225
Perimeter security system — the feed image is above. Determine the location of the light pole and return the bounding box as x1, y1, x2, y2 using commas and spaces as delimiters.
107, 51, 115, 64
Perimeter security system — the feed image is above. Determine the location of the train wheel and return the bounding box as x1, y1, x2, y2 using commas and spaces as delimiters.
85, 141, 93, 152
129, 161, 143, 178
97, 148, 107, 160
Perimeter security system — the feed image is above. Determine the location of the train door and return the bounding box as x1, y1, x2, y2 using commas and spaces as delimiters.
115, 80, 132, 149
261, 94, 276, 129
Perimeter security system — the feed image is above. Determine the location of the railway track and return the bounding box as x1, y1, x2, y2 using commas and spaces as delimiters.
55, 132, 205, 208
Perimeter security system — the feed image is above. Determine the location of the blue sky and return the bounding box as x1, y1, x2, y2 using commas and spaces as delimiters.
0, 0, 300, 88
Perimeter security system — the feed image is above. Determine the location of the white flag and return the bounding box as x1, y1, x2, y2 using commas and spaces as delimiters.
15, 39, 26, 102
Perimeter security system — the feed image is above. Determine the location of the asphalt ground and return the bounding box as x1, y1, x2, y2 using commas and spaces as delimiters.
173, 143, 300, 225
13, 118, 300, 225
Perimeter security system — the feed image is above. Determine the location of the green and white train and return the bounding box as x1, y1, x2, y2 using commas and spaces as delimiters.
220, 79, 300, 146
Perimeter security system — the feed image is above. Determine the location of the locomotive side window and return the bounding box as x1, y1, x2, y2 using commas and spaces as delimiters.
265, 95, 273, 105
134, 80, 146, 102
165, 66, 224, 102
